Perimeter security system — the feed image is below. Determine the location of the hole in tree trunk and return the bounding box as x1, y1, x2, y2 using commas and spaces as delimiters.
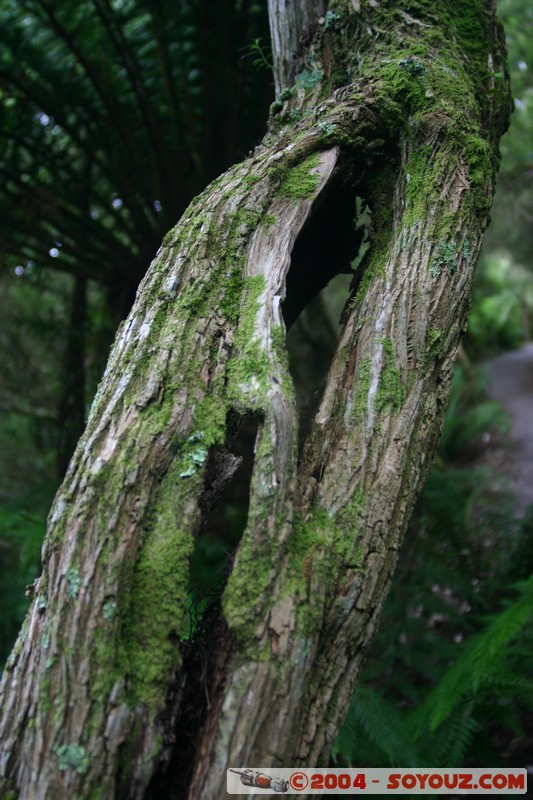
145, 412, 259, 800
287, 274, 352, 417
281, 174, 370, 332
187, 412, 260, 613
283, 183, 371, 422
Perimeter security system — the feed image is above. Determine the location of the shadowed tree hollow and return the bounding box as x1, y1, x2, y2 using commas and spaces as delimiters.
0, 1, 511, 799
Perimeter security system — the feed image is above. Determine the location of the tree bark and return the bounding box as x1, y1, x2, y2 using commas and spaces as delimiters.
0, 2, 511, 799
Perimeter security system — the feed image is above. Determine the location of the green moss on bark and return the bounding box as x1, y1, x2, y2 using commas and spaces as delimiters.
122, 464, 196, 710
222, 534, 278, 645
227, 275, 270, 408
277, 153, 321, 201
55, 744, 90, 774
352, 358, 372, 421
376, 339, 405, 412
283, 491, 366, 637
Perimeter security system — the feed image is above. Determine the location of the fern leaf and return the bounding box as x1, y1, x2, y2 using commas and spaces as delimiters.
412, 576, 533, 733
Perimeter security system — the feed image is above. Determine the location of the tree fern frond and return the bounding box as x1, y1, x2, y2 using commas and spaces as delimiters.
334, 686, 422, 767
411, 576, 533, 734
436, 708, 480, 766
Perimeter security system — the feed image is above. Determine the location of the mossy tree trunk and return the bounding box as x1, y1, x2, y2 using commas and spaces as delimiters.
0, 2, 511, 799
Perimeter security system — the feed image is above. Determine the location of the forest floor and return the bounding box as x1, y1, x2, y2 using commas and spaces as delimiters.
485, 341, 533, 518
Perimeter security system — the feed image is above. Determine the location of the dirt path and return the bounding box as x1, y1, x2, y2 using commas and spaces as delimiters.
486, 342, 533, 517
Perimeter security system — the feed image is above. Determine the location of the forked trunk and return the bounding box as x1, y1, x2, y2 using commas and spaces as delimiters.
0, 2, 511, 799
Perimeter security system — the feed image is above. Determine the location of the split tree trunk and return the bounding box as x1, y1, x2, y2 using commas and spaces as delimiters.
0, 2, 511, 799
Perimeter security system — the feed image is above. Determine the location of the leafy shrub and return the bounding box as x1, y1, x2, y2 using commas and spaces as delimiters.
467, 252, 533, 355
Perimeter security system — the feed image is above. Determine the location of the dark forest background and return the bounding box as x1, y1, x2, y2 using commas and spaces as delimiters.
1, 0, 532, 774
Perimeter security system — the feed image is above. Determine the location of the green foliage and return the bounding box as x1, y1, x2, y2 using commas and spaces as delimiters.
485, 0, 533, 268
0, 0, 273, 286
413, 575, 533, 734
467, 252, 533, 354
333, 686, 422, 766
241, 37, 273, 71
473, 0, 533, 350
335, 567, 533, 769
438, 364, 510, 459
0, 485, 53, 666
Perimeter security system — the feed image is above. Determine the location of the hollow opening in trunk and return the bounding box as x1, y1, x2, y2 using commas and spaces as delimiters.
187, 411, 260, 615
145, 412, 260, 800
283, 185, 371, 422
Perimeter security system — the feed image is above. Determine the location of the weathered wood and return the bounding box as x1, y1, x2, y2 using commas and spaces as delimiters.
268, 0, 326, 95
0, 2, 511, 799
